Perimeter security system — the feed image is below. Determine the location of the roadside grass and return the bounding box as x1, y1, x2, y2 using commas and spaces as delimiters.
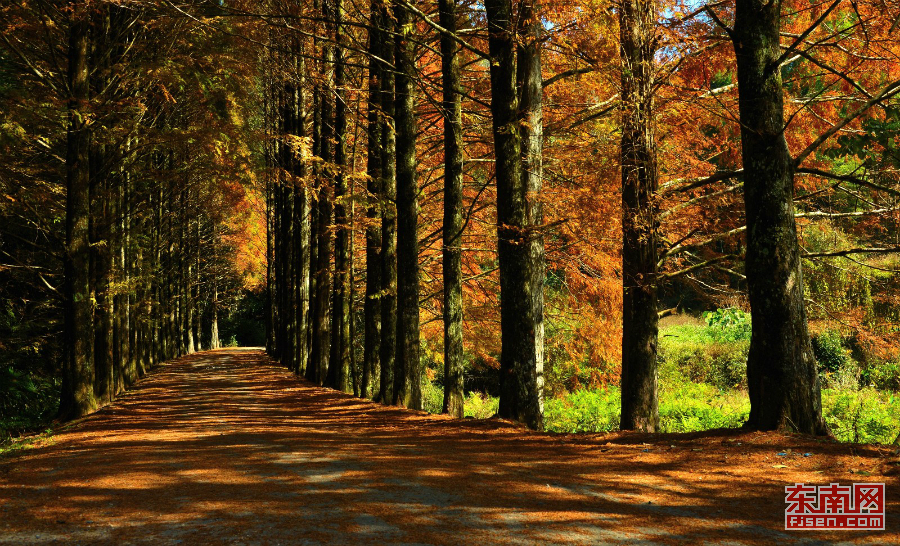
422, 312, 900, 445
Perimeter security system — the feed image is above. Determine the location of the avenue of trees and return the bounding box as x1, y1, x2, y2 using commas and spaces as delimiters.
2, 0, 899, 435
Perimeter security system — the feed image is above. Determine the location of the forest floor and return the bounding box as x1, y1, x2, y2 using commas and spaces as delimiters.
0, 349, 897, 545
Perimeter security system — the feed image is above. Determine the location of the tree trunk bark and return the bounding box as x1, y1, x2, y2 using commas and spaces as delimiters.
61, 0, 97, 419
90, 143, 114, 404
393, 0, 422, 410
192, 219, 201, 352
306, 90, 322, 384
619, 0, 659, 433
280, 83, 296, 367
379, 6, 398, 405
733, 0, 827, 435
265, 75, 276, 354
294, 48, 311, 376
210, 284, 220, 349
313, 35, 334, 385
439, 0, 465, 418
333, 0, 352, 393
363, 0, 383, 399
486, 0, 543, 429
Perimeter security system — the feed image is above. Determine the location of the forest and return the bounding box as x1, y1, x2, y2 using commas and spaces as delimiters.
2, 0, 900, 447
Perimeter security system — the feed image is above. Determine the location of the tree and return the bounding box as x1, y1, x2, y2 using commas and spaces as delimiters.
362, 0, 384, 399
619, 0, 659, 432
379, 4, 398, 405
60, 0, 97, 419
393, 0, 422, 409
731, 0, 827, 434
332, 0, 352, 393
312, 9, 334, 385
438, 0, 465, 418
486, 0, 544, 429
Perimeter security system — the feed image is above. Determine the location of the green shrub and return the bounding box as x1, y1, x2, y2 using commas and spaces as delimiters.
544, 388, 620, 433
822, 387, 900, 444
421, 375, 444, 414
543, 381, 749, 434
702, 308, 751, 342
821, 359, 862, 391
1, 367, 60, 442
658, 323, 748, 390
860, 360, 900, 391
658, 380, 749, 433
418, 376, 498, 419
812, 330, 851, 374
464, 391, 499, 419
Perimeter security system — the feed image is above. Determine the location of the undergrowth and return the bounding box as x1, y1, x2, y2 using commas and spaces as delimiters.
419, 310, 900, 445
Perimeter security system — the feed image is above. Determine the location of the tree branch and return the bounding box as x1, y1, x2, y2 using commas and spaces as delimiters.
543, 66, 595, 88
659, 169, 743, 195
803, 247, 900, 258
769, 0, 842, 73
661, 254, 740, 280
793, 78, 900, 167
796, 167, 900, 197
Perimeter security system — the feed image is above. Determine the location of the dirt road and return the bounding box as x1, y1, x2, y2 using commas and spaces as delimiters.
1, 349, 896, 544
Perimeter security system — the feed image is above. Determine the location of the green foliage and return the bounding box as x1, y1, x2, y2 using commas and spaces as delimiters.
544, 387, 621, 433
540, 380, 899, 443
825, 107, 900, 168
420, 374, 499, 419
0, 367, 59, 442
464, 391, 499, 419
822, 388, 900, 445
812, 330, 851, 374
658, 322, 749, 390
702, 307, 751, 342
860, 360, 900, 391
0, 429, 55, 457
219, 289, 266, 347
421, 375, 444, 414
803, 227, 877, 323
658, 380, 749, 433
710, 69, 733, 89
541, 379, 749, 434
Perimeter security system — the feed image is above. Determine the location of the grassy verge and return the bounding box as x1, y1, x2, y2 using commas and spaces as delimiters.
0, 428, 56, 458
419, 312, 900, 444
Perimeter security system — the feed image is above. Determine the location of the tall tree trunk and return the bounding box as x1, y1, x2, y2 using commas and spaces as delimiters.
90, 147, 114, 404
280, 84, 296, 368
332, 0, 352, 393
439, 0, 465, 418
89, 4, 115, 404
306, 91, 322, 383
152, 180, 163, 365
61, 0, 97, 419
185, 221, 195, 355
113, 155, 128, 393
265, 66, 277, 355
265, 167, 274, 353
192, 219, 201, 352
733, 0, 827, 435
517, 0, 545, 425
379, 6, 397, 405
210, 284, 220, 349
363, 0, 383, 399
313, 32, 334, 385
619, 0, 659, 432
180, 187, 191, 355
393, 0, 421, 409
486, 0, 543, 429
295, 50, 312, 376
